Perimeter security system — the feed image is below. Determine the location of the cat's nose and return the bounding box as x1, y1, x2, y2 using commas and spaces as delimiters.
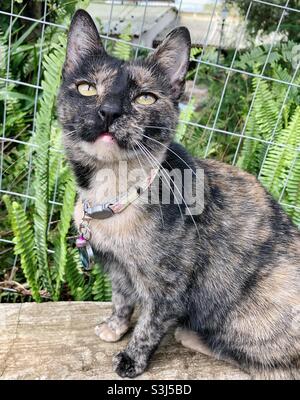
98, 104, 121, 127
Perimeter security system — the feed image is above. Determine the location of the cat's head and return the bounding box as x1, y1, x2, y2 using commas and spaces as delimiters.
58, 9, 190, 164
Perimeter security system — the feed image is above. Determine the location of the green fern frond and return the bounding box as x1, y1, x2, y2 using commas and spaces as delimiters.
33, 35, 66, 295
283, 155, 300, 227
3, 196, 40, 302
236, 45, 281, 70
65, 249, 88, 301
52, 175, 76, 300
92, 264, 112, 302
272, 64, 292, 86
281, 41, 299, 64
237, 74, 282, 174
236, 47, 265, 69
176, 100, 195, 143
260, 106, 300, 198
190, 47, 202, 58
112, 24, 132, 60
49, 125, 64, 199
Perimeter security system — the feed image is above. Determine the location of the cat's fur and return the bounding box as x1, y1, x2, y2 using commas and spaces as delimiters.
58, 10, 300, 379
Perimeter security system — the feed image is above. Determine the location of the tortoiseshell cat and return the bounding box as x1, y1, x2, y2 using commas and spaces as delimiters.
58, 10, 300, 379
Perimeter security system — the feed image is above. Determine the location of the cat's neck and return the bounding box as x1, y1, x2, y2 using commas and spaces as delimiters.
78, 152, 165, 206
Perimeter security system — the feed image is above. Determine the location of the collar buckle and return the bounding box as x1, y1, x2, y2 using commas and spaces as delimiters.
84, 202, 114, 219
82, 167, 159, 220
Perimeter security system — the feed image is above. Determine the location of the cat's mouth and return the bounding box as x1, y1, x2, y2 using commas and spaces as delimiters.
85, 130, 129, 151
95, 131, 116, 144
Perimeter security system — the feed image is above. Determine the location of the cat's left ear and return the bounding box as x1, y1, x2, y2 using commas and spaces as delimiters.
148, 27, 191, 100
64, 9, 104, 75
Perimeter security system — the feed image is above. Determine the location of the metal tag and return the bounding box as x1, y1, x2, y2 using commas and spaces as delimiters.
84, 202, 114, 219
78, 241, 95, 270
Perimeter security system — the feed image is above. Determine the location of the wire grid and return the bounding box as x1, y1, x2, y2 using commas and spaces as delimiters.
1, 0, 300, 255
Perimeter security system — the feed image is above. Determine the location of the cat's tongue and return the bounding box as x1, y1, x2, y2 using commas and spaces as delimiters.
97, 132, 115, 143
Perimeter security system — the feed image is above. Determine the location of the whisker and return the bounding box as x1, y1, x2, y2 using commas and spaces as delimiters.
135, 140, 185, 224
137, 141, 200, 239
130, 143, 165, 229
141, 131, 197, 178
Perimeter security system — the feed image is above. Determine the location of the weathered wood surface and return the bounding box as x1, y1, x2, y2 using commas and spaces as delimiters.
0, 302, 250, 380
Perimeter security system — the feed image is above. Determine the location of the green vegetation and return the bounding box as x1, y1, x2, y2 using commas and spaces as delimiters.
0, 1, 111, 302
178, 42, 300, 229
1, 1, 299, 302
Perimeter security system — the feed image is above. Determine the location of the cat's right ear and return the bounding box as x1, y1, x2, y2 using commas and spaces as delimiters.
63, 9, 104, 75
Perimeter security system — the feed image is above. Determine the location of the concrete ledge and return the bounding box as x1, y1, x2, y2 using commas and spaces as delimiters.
0, 302, 249, 380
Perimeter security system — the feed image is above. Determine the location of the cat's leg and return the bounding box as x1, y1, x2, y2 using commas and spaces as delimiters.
174, 327, 216, 358
113, 303, 174, 378
95, 294, 134, 342
95, 266, 134, 343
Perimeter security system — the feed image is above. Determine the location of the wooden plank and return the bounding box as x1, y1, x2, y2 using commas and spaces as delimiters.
0, 302, 249, 380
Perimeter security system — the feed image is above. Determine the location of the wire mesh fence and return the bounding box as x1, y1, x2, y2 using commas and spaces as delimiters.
1, 0, 300, 278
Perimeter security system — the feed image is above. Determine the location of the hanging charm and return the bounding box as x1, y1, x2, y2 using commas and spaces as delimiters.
76, 201, 95, 270
76, 235, 87, 248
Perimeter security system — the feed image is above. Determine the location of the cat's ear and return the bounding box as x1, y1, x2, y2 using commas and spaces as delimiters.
148, 27, 191, 99
64, 9, 104, 75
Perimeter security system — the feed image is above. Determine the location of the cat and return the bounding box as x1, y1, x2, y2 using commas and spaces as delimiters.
58, 9, 300, 379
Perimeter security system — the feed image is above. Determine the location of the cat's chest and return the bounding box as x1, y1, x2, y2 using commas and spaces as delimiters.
73, 198, 152, 265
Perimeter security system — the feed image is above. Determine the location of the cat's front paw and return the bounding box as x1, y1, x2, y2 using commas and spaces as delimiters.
113, 351, 146, 378
95, 320, 129, 342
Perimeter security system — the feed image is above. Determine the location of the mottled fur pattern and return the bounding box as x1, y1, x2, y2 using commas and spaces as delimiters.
58, 10, 300, 379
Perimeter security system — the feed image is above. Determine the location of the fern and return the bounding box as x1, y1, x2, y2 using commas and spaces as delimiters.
281, 41, 300, 65
234, 53, 300, 227
92, 265, 112, 302
33, 35, 66, 295
48, 125, 64, 199
112, 24, 132, 60
237, 74, 283, 174
52, 175, 76, 300
65, 249, 87, 301
236, 45, 279, 70
176, 100, 195, 143
284, 154, 300, 227
260, 106, 300, 199
236, 46, 266, 70
1, 1, 103, 303
190, 47, 202, 59
3, 195, 40, 302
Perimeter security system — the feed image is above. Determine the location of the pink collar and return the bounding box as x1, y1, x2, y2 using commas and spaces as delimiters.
83, 168, 159, 220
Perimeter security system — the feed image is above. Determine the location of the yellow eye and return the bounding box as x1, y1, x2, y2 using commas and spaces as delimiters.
135, 93, 157, 105
77, 83, 97, 96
